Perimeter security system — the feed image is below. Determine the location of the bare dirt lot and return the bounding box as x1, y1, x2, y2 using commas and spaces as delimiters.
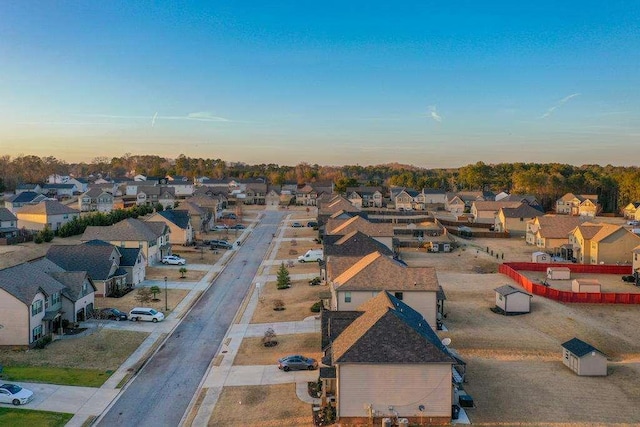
233, 333, 321, 366
171, 245, 225, 265
208, 383, 313, 427
96, 288, 190, 316
520, 271, 640, 294
437, 271, 640, 424
145, 266, 207, 282
251, 280, 324, 324
276, 240, 323, 262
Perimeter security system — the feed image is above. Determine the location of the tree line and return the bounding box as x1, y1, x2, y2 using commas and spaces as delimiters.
2, 155, 639, 213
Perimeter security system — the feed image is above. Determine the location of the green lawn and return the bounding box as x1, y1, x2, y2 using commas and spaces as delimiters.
2, 366, 113, 387
0, 407, 73, 427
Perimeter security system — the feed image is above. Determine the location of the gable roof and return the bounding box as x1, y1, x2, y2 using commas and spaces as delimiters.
82, 187, 111, 198
330, 291, 454, 364
326, 216, 394, 237
500, 204, 545, 219
49, 271, 96, 302
42, 183, 76, 190
533, 215, 588, 239
17, 200, 79, 215
6, 191, 42, 204
47, 241, 120, 281
0, 207, 17, 222
324, 231, 394, 258
119, 247, 143, 267
319, 196, 361, 215
332, 251, 439, 291
0, 258, 66, 305
559, 193, 598, 203
473, 200, 523, 212
495, 284, 532, 297
82, 218, 168, 242
561, 338, 605, 358
156, 210, 191, 229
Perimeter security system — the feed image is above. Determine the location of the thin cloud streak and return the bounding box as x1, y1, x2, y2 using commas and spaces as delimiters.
151, 112, 158, 127
540, 93, 580, 119
428, 105, 442, 122
82, 112, 230, 123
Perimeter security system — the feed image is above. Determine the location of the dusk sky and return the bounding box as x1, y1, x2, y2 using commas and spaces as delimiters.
1, 1, 639, 167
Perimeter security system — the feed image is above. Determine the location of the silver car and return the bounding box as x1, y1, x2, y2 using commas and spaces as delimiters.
277, 355, 318, 371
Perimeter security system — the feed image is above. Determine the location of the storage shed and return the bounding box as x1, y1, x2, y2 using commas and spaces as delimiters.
547, 267, 571, 280
571, 279, 601, 293
561, 338, 607, 376
531, 251, 550, 263
494, 285, 532, 314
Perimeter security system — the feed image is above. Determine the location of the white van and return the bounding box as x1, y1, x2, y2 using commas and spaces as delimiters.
129, 307, 165, 323
298, 249, 323, 263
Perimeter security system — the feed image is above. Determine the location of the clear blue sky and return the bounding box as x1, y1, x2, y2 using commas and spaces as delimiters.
1, 1, 639, 167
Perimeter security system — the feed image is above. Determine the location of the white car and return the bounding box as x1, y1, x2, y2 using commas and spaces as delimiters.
161, 255, 186, 265
129, 307, 165, 323
213, 224, 229, 230
0, 384, 34, 406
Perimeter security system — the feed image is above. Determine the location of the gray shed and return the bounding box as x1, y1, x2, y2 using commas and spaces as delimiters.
561, 338, 607, 376
494, 285, 532, 314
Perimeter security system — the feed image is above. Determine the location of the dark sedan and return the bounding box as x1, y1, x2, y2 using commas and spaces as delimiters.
98, 308, 128, 321
277, 355, 318, 371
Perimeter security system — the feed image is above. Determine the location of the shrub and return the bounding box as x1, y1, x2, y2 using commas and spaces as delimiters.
179, 267, 187, 278
134, 287, 153, 305
273, 299, 285, 311
34, 335, 52, 349
276, 263, 291, 289
310, 301, 323, 313
262, 327, 277, 347
34, 235, 44, 244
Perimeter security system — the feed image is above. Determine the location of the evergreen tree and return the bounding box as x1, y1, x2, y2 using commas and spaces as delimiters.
276, 262, 291, 289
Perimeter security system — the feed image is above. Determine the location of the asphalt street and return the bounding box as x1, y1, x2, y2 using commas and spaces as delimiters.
97, 210, 284, 427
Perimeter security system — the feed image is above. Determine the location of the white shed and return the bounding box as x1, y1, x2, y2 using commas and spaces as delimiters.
571, 279, 601, 293
494, 285, 532, 314
547, 267, 571, 280
531, 251, 550, 263
561, 338, 607, 376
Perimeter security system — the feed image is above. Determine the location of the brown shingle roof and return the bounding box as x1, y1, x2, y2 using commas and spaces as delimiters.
319, 196, 360, 215
473, 201, 522, 212
17, 200, 79, 215
82, 218, 167, 242
533, 215, 587, 239
332, 251, 439, 291
326, 216, 394, 237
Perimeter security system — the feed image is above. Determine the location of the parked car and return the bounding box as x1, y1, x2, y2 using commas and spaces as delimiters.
229, 224, 246, 230
291, 222, 303, 228
210, 240, 233, 249
98, 307, 128, 321
278, 355, 318, 371
0, 384, 34, 406
129, 307, 165, 323
213, 224, 229, 230
221, 213, 237, 220
161, 255, 186, 265
306, 221, 318, 228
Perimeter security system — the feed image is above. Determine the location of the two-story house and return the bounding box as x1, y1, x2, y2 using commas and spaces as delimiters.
569, 223, 640, 265
556, 193, 599, 217
4, 191, 47, 213
325, 216, 395, 250
346, 186, 384, 208
79, 188, 115, 213
494, 204, 544, 235
146, 210, 194, 246
16, 200, 80, 231
0, 207, 19, 239
526, 215, 587, 253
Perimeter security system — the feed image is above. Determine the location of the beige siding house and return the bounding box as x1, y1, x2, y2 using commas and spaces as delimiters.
81, 218, 170, 265
471, 201, 522, 224
147, 210, 194, 246
526, 215, 587, 251
321, 291, 455, 425
555, 193, 599, 217
561, 338, 607, 376
328, 251, 439, 327
495, 204, 544, 234
569, 223, 640, 264
16, 200, 80, 231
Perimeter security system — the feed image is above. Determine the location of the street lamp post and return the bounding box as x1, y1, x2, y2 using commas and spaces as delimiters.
164, 276, 168, 311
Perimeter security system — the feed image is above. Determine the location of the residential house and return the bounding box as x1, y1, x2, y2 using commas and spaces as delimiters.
245, 182, 267, 205
165, 176, 194, 198
416, 188, 448, 206
346, 186, 383, 208
177, 201, 211, 236
185, 193, 225, 215
394, 188, 419, 210
136, 186, 176, 209
320, 291, 455, 425
49, 271, 97, 322
0, 207, 19, 239
444, 194, 466, 214
81, 217, 171, 265
556, 193, 599, 217
0, 259, 75, 346
48, 174, 71, 183
47, 240, 142, 297
325, 216, 394, 250
295, 184, 318, 206
449, 191, 490, 212
15, 184, 42, 194
471, 201, 523, 224
79, 187, 115, 213
42, 183, 77, 198
16, 200, 80, 231
494, 204, 545, 234
4, 191, 47, 213
569, 223, 640, 264
147, 210, 194, 245
622, 202, 640, 219
327, 251, 440, 327
526, 215, 587, 254
67, 177, 89, 193
324, 231, 394, 258
561, 338, 607, 376
318, 196, 362, 226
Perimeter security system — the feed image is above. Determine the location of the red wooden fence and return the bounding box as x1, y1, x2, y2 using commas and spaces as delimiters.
499, 263, 640, 304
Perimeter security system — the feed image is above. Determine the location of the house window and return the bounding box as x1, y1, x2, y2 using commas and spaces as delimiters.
51, 292, 60, 305
31, 299, 43, 316
394, 292, 404, 300
344, 292, 351, 303
564, 350, 569, 360
32, 325, 43, 341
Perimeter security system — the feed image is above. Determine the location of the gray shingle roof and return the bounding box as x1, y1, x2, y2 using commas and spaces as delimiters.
157, 210, 191, 229
6, 191, 41, 204
47, 241, 119, 281
0, 259, 66, 305
17, 200, 79, 215
82, 218, 167, 242
324, 231, 394, 258
49, 271, 95, 302
119, 247, 143, 267
495, 284, 532, 297
0, 208, 17, 222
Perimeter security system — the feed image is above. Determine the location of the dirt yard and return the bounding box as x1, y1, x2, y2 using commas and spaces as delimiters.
233, 333, 322, 366
437, 270, 640, 424
0, 330, 148, 371
171, 245, 225, 265
276, 240, 323, 262
519, 271, 640, 294
145, 266, 207, 281
208, 383, 313, 427
251, 280, 324, 324
95, 288, 190, 315
283, 226, 318, 238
